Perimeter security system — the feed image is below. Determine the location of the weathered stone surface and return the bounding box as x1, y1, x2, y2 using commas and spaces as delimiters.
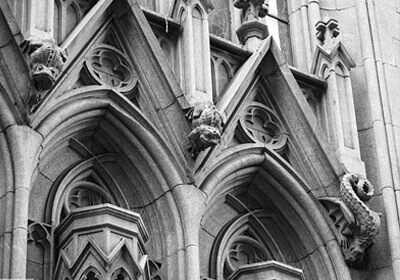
1, 0, 400, 279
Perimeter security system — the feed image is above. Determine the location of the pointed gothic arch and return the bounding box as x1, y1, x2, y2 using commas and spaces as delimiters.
27, 85, 189, 279
198, 144, 352, 280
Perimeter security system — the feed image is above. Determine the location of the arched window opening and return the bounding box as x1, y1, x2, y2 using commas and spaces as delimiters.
68, 186, 108, 209
53, 0, 98, 44
111, 268, 132, 280
81, 270, 101, 280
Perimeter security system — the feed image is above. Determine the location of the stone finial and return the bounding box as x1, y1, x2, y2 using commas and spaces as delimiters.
234, 0, 269, 50
186, 102, 225, 157
234, 0, 269, 22
315, 19, 340, 52
20, 38, 67, 112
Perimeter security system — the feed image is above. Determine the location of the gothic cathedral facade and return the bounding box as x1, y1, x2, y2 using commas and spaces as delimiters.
0, 0, 399, 279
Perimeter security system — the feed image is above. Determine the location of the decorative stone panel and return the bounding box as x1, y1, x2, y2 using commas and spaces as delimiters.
54, 204, 149, 280
236, 102, 288, 153
82, 45, 138, 95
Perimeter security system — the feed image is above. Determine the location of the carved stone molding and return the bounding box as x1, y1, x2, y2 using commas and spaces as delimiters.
320, 174, 381, 268
236, 102, 288, 153
82, 45, 138, 95
186, 101, 225, 157
227, 261, 305, 280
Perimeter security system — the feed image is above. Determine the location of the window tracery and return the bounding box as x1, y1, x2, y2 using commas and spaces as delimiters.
210, 208, 285, 279
54, 0, 98, 44
80, 269, 101, 280
61, 181, 113, 221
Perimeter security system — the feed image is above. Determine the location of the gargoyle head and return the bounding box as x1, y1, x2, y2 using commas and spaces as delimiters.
186, 102, 225, 157
188, 125, 222, 157
21, 38, 67, 91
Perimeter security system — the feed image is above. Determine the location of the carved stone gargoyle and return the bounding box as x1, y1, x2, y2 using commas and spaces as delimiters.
20, 38, 67, 113
320, 174, 381, 268
186, 102, 225, 158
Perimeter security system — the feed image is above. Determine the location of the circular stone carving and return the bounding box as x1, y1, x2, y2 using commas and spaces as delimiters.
83, 45, 137, 93
237, 102, 288, 151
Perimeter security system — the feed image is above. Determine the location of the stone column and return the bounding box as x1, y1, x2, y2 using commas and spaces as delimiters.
307, 0, 321, 54
173, 184, 206, 280
0, 125, 42, 278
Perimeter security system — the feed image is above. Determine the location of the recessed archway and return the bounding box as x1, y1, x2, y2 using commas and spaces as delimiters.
198, 144, 351, 280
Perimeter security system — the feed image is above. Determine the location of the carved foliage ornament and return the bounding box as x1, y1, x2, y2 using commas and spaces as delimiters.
82, 45, 138, 94
237, 102, 288, 152
186, 102, 225, 157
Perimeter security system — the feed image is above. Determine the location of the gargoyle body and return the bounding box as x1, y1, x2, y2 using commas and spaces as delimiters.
20, 38, 67, 112
321, 174, 381, 268
186, 102, 224, 157
339, 174, 381, 267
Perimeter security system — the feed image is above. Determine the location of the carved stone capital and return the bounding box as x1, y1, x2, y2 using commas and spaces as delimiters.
234, 0, 269, 49
236, 20, 269, 46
